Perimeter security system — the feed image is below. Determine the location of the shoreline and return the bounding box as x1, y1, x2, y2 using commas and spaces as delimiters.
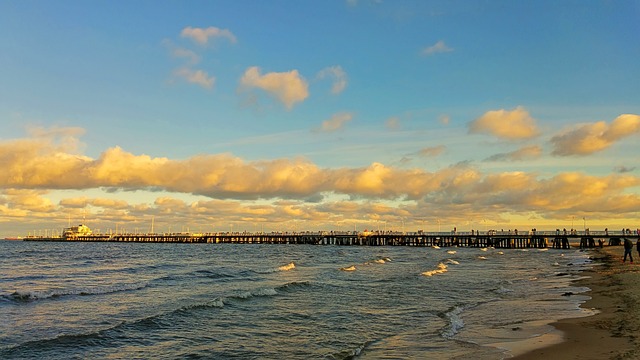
511, 245, 639, 359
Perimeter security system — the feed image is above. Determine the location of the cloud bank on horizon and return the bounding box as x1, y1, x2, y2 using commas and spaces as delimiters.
0, 1, 639, 235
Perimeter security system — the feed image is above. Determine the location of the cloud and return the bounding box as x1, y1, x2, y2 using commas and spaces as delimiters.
2, 189, 55, 212
422, 40, 453, 56
614, 166, 636, 173
317, 66, 347, 94
60, 197, 129, 210
239, 66, 309, 109
315, 112, 353, 133
550, 114, 640, 156
468, 106, 540, 140
484, 145, 542, 162
180, 26, 237, 45
171, 47, 201, 65
3, 128, 640, 232
417, 145, 446, 158
385, 116, 401, 130
174, 68, 215, 89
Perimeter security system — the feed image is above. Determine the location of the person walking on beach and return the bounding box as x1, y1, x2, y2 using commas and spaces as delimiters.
623, 238, 634, 263
636, 238, 640, 259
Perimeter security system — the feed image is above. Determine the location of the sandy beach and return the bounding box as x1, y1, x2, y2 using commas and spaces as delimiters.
513, 245, 640, 359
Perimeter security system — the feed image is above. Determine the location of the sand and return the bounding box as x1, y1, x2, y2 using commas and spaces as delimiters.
513, 245, 640, 359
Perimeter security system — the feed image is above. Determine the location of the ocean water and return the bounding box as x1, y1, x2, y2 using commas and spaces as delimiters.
0, 241, 596, 359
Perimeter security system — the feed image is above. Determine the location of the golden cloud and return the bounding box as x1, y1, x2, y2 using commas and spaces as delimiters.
180, 26, 237, 45
3, 128, 640, 231
173, 67, 215, 89
551, 114, 640, 156
484, 145, 542, 162
316, 112, 353, 132
418, 145, 446, 158
469, 106, 540, 140
239, 66, 309, 109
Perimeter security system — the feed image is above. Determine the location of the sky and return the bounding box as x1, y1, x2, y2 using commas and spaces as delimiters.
1, 0, 639, 237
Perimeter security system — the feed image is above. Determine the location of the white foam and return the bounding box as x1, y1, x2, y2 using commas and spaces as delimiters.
253, 288, 278, 297
442, 305, 465, 338
447, 259, 460, 265
340, 265, 356, 271
447, 250, 457, 255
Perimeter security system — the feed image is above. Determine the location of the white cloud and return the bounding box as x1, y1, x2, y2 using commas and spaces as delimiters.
239, 66, 309, 109
181, 26, 237, 45
317, 66, 347, 94
422, 40, 453, 56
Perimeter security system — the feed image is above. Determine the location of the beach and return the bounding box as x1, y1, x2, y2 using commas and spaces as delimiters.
515, 245, 640, 359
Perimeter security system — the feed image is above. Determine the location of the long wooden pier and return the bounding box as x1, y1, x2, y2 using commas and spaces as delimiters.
23, 231, 639, 249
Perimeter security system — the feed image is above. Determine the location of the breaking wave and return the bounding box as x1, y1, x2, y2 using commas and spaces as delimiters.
2, 282, 149, 303
421, 263, 448, 277
440, 305, 466, 339
278, 262, 296, 271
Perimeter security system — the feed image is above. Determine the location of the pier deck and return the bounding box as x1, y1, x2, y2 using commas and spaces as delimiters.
23, 231, 639, 249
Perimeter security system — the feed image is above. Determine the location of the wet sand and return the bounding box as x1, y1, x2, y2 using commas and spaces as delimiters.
513, 245, 640, 359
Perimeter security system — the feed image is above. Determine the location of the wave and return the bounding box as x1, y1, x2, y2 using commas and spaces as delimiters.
177, 297, 226, 312
277, 281, 312, 291
253, 262, 296, 274
327, 340, 373, 360
439, 305, 466, 339
342, 257, 391, 271
421, 262, 448, 277
235, 288, 278, 300
278, 262, 296, 271
1, 282, 149, 303
1, 278, 315, 355
446, 259, 460, 265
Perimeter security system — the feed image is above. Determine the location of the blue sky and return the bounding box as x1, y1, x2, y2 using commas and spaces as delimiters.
1, 0, 639, 236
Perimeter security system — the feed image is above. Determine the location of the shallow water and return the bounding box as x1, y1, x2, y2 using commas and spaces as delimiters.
0, 241, 595, 359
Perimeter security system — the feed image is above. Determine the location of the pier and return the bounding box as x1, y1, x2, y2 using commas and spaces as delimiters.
23, 230, 639, 249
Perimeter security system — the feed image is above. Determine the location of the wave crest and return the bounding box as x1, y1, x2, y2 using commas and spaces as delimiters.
2, 282, 148, 303
278, 262, 296, 271
421, 262, 448, 277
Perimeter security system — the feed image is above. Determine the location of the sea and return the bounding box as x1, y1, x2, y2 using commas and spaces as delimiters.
0, 240, 597, 359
